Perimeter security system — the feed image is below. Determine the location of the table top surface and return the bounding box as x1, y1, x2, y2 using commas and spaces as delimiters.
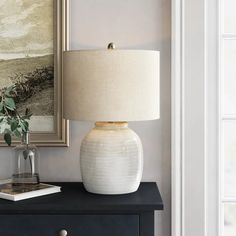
0, 182, 163, 214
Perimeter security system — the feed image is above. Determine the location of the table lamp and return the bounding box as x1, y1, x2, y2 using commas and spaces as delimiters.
63, 43, 160, 194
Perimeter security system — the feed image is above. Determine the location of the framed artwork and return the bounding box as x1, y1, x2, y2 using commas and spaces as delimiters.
0, 0, 69, 146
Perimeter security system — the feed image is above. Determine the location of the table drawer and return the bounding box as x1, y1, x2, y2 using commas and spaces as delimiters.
0, 214, 139, 236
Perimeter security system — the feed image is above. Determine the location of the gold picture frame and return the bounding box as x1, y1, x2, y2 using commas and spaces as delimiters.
0, 0, 69, 146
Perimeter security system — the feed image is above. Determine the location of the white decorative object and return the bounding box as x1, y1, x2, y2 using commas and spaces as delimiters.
80, 122, 143, 194
63, 43, 160, 194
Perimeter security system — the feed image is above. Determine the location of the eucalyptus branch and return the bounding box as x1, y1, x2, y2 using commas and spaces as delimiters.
0, 86, 32, 146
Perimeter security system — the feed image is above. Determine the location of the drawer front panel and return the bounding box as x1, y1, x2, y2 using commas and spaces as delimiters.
0, 214, 139, 236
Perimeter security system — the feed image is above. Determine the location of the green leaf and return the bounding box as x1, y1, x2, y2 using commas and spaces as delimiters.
4, 97, 15, 110
14, 129, 21, 138
21, 114, 32, 120
6, 117, 12, 125
0, 103, 3, 112
10, 121, 18, 132
4, 133, 11, 146
19, 122, 26, 132
0, 117, 4, 123
20, 121, 29, 132
23, 108, 32, 120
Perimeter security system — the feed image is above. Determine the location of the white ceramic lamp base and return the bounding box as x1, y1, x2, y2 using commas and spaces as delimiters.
80, 122, 143, 195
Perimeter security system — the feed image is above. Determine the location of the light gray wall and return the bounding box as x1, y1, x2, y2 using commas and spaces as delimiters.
0, 1, 171, 235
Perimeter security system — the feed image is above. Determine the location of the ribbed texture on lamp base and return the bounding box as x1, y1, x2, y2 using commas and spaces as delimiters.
80, 122, 143, 194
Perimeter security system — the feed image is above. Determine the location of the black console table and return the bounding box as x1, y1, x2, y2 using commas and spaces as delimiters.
0, 182, 163, 236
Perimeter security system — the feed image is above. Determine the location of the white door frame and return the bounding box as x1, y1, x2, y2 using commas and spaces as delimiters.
171, 0, 219, 235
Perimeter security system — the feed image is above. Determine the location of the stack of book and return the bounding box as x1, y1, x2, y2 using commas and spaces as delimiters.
0, 180, 61, 201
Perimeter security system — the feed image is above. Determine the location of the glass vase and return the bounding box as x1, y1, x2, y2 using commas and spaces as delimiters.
12, 131, 40, 185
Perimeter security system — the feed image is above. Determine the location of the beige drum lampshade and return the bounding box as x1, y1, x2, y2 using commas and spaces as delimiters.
63, 49, 160, 121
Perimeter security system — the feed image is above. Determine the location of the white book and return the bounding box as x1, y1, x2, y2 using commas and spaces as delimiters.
0, 182, 61, 201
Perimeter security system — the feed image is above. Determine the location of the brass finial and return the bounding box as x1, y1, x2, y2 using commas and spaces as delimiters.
107, 42, 116, 50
